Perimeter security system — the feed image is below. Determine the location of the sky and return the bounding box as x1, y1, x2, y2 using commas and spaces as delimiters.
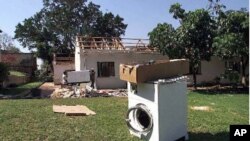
0, 0, 249, 53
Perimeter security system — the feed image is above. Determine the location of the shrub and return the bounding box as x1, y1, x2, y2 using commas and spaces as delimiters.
222, 70, 240, 85
34, 61, 53, 82
0, 62, 9, 83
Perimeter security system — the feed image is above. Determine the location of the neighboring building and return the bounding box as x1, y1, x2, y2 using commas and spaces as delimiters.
0, 52, 37, 75
187, 57, 248, 85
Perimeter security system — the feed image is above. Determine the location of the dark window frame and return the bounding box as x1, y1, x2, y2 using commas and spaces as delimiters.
97, 62, 115, 77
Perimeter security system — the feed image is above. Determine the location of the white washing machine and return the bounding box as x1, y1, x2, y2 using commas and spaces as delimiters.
126, 76, 188, 141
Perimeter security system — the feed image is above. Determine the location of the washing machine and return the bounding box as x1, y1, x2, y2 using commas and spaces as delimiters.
126, 76, 188, 141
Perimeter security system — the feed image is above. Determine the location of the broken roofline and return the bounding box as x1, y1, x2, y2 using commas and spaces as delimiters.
76, 36, 157, 51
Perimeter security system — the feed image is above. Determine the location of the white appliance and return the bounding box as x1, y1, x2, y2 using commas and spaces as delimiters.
126, 76, 188, 141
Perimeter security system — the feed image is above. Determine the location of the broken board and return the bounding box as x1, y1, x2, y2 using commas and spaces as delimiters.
53, 105, 96, 116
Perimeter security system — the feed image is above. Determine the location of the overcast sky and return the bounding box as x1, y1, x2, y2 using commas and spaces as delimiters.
0, 0, 249, 52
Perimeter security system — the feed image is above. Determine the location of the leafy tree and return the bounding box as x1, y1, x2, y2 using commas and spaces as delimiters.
15, 0, 127, 69
213, 9, 249, 85
148, 23, 184, 58
149, 3, 215, 89
207, 0, 226, 16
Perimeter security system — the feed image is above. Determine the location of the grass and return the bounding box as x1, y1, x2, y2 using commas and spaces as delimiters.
9, 70, 26, 77
0, 81, 43, 95
0, 92, 248, 141
188, 91, 248, 141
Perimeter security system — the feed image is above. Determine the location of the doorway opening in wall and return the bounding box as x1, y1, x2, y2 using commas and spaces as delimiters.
97, 62, 115, 77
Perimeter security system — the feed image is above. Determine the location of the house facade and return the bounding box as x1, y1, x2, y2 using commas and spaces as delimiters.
75, 50, 169, 88
53, 36, 248, 89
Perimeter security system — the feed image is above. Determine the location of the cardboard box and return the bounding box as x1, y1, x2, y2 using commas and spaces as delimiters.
120, 59, 189, 83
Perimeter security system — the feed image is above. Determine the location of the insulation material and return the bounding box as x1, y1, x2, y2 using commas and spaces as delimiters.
120, 59, 189, 83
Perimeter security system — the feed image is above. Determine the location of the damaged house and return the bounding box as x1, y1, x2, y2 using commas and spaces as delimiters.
53, 36, 248, 89
74, 37, 169, 89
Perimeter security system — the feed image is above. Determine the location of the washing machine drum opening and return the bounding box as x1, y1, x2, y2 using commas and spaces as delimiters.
126, 104, 153, 134
136, 109, 150, 129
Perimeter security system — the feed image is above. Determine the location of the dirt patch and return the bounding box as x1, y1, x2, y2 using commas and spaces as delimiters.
39, 83, 60, 98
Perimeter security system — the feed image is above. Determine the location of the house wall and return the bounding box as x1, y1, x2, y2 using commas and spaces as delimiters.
76, 50, 169, 89
187, 57, 227, 84
187, 57, 249, 85
53, 62, 75, 84
75, 49, 249, 89
6, 75, 29, 86
0, 53, 37, 75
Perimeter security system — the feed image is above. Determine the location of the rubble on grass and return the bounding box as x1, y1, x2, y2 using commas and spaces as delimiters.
50, 85, 128, 99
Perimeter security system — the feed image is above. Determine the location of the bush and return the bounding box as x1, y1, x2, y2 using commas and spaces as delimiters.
34, 61, 53, 82
0, 62, 9, 83
222, 70, 240, 85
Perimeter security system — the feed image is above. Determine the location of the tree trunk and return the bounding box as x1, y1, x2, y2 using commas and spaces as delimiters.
241, 56, 248, 87
193, 67, 197, 90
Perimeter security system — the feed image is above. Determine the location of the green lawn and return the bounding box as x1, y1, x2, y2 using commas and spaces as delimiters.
0, 82, 43, 95
0, 92, 248, 141
9, 70, 26, 77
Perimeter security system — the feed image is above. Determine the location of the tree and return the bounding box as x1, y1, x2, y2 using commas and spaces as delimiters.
0, 33, 14, 50
207, 0, 226, 16
0, 32, 20, 53
213, 9, 249, 85
15, 0, 127, 69
148, 23, 185, 58
149, 3, 215, 89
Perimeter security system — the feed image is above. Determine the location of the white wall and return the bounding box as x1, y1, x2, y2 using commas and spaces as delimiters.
76, 50, 249, 88
187, 56, 226, 84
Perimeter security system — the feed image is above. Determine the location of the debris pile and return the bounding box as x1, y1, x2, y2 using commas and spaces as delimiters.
50, 87, 84, 99
96, 89, 128, 97
50, 86, 128, 98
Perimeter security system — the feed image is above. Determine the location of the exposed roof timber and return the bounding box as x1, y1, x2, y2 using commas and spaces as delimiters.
76, 36, 157, 51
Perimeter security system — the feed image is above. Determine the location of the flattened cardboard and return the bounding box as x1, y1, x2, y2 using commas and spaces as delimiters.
53, 105, 96, 116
